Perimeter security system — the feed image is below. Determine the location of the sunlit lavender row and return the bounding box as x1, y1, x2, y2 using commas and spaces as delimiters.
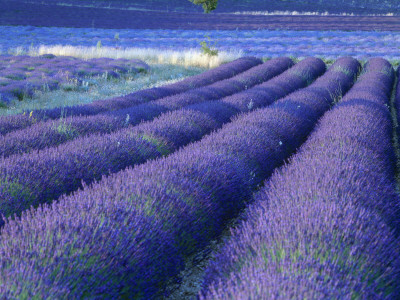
200, 58, 400, 299
0, 57, 363, 299
1, 26, 400, 61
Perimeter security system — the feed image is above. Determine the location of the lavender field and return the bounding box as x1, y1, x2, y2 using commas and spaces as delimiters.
1, 0, 400, 30
1, 0, 400, 299
0, 55, 399, 299
2, 25, 400, 61
0, 54, 149, 105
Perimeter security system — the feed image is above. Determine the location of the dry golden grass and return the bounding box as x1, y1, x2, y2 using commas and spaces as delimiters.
28, 45, 243, 68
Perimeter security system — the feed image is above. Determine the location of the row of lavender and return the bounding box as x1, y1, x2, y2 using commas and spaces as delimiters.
200, 58, 400, 299
0, 56, 260, 135
0, 56, 286, 158
3, 26, 400, 60
0, 54, 149, 104
0, 57, 359, 298
0, 56, 298, 224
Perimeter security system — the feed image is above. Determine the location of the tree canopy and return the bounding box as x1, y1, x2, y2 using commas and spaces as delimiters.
188, 0, 218, 13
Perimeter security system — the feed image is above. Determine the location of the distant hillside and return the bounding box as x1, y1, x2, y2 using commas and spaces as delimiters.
15, 0, 400, 14
2, 0, 399, 30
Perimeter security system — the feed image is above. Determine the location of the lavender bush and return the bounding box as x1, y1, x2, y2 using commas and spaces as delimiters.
30, 56, 261, 119
0, 56, 261, 135
0, 54, 149, 105
0, 57, 359, 299
0, 56, 283, 157
200, 58, 399, 299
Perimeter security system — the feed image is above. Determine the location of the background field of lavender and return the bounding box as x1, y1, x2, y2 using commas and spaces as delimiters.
2, 26, 400, 62
7, 0, 400, 14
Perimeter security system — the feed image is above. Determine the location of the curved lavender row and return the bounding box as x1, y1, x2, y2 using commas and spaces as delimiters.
0, 58, 358, 299
0, 56, 261, 135
200, 58, 399, 299
33, 57, 262, 119
0, 57, 288, 158
0, 57, 308, 224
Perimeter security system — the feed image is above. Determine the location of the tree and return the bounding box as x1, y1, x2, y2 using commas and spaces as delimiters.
188, 0, 218, 13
